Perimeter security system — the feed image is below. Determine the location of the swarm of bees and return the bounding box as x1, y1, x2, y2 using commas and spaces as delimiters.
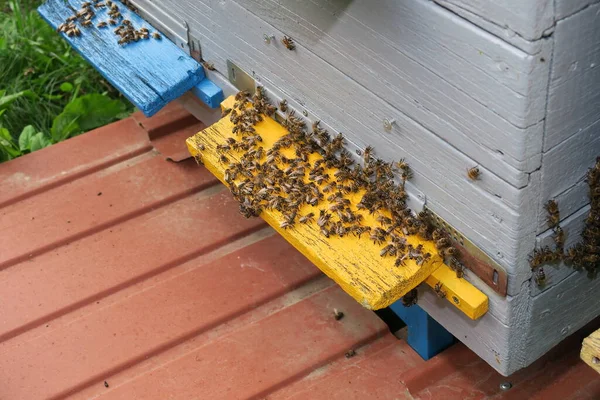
530, 157, 600, 284
194, 87, 473, 308
57, 0, 161, 46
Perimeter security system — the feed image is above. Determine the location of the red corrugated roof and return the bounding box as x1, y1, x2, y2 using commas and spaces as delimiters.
0, 103, 598, 400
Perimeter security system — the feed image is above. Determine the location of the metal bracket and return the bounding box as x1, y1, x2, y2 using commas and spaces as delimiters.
226, 60, 256, 95
188, 34, 202, 63
426, 208, 508, 297
128, 0, 190, 54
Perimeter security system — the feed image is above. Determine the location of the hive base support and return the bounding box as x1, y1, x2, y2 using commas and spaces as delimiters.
390, 300, 455, 360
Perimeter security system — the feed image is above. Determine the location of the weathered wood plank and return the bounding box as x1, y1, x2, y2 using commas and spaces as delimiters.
525, 267, 600, 367
556, 0, 599, 19
544, 3, 600, 150
581, 328, 600, 374
38, 0, 204, 116
235, 0, 547, 176
418, 285, 531, 376
434, 0, 548, 54
433, 0, 554, 41
536, 180, 588, 233
532, 204, 589, 296
186, 96, 488, 317
539, 119, 600, 228
160, 0, 541, 294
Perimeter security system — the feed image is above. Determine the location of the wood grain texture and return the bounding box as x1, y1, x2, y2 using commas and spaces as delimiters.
544, 3, 600, 151
156, 0, 542, 296
581, 328, 600, 374
418, 285, 531, 376
525, 267, 600, 367
433, 0, 554, 41
186, 96, 489, 317
532, 205, 589, 296
556, 0, 600, 19
539, 119, 600, 230
234, 0, 548, 176
434, 0, 548, 55
38, 0, 204, 116
536, 180, 588, 233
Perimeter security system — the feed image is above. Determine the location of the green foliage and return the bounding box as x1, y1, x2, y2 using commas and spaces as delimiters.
51, 94, 126, 142
0, 0, 134, 163
0, 93, 126, 162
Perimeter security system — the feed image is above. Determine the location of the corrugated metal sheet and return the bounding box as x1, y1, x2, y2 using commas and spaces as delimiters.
0, 103, 598, 400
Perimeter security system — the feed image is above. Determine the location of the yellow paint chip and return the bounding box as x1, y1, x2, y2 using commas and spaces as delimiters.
187, 96, 488, 319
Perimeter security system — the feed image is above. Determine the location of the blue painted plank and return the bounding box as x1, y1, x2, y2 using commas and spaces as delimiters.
38, 0, 205, 117
390, 300, 455, 360
192, 78, 225, 109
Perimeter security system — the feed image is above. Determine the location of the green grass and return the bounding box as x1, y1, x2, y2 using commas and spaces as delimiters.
0, 0, 134, 162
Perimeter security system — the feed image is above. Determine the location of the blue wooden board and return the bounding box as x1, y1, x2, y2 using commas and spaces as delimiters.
192, 78, 224, 109
38, 0, 205, 117
390, 300, 455, 360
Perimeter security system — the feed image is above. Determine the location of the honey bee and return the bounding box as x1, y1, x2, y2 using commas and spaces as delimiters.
281, 35, 295, 50
202, 61, 216, 71
441, 246, 457, 258
467, 166, 481, 180
152, 32, 161, 40
344, 350, 356, 359
435, 237, 450, 249
553, 226, 565, 249
235, 90, 249, 101
333, 309, 344, 320
396, 158, 409, 171
433, 282, 446, 298
82, 20, 92, 27
108, 19, 117, 25
363, 145, 374, 163
401, 289, 418, 307
534, 267, 546, 287
545, 200, 560, 228
219, 155, 229, 164
317, 210, 331, 227
299, 212, 315, 224
370, 227, 387, 245
380, 244, 395, 257
97, 21, 107, 28
279, 99, 288, 112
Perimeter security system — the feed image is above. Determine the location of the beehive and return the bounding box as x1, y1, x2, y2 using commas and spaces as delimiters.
118, 0, 600, 375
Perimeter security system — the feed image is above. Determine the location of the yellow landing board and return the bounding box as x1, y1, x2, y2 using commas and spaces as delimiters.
187, 96, 488, 319
581, 328, 600, 374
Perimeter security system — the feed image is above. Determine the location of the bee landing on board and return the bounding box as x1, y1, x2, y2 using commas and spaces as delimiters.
281, 35, 295, 50
433, 281, 446, 298
467, 166, 481, 181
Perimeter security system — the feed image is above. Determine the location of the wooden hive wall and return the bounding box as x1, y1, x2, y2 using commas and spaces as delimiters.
147, 0, 600, 375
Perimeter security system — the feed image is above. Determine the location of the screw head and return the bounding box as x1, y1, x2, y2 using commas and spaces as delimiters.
383, 118, 396, 132
499, 382, 512, 391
